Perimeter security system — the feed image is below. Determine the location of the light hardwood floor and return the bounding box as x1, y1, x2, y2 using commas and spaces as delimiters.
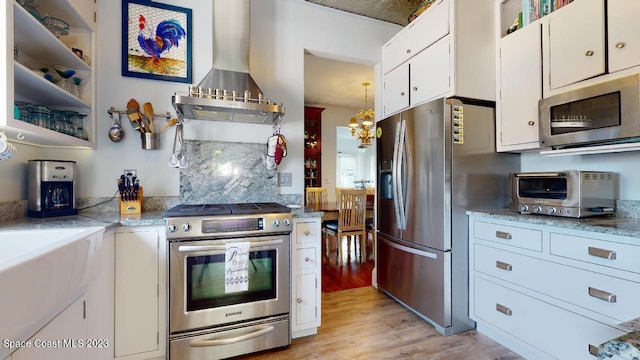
238, 286, 524, 359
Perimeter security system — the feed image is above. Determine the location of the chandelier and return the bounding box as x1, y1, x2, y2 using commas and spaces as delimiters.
348, 82, 375, 147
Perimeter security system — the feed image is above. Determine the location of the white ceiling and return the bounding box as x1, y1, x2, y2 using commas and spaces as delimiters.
304, 54, 375, 109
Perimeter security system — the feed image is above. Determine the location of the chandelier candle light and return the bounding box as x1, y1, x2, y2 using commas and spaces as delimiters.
349, 82, 375, 147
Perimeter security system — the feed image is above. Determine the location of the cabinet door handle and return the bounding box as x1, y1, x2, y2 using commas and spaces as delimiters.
406, 49, 411, 54
495, 231, 512, 240
496, 304, 512, 316
496, 261, 513, 271
615, 42, 626, 49
413, 86, 418, 91
304, 230, 310, 236
585, 50, 595, 56
400, 92, 405, 96
297, 298, 303, 303
588, 344, 600, 357
588, 246, 616, 260
527, 120, 535, 126
588, 287, 617, 303
304, 257, 310, 262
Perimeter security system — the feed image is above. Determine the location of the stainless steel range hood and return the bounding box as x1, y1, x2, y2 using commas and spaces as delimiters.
172, 0, 284, 124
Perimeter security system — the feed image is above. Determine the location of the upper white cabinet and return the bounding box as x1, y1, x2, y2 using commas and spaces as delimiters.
607, 0, 640, 73
496, 22, 542, 152
2, 0, 96, 148
545, 0, 605, 91
381, 0, 495, 117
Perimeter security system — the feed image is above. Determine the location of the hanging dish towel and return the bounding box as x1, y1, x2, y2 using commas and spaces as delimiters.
225, 241, 250, 293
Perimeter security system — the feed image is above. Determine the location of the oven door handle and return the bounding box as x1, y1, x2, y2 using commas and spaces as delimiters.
189, 325, 274, 347
178, 239, 284, 253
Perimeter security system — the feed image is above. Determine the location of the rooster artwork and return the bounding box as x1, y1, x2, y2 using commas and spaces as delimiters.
124, 1, 191, 82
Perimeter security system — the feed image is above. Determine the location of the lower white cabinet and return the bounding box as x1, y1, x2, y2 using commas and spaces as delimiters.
114, 226, 166, 360
469, 215, 639, 359
11, 295, 88, 360
291, 217, 322, 338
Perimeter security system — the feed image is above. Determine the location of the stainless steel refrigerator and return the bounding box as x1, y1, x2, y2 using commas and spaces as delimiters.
376, 97, 520, 336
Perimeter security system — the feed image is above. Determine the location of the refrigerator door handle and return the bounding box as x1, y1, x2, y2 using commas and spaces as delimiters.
397, 119, 408, 230
401, 119, 412, 230
392, 121, 402, 229
380, 237, 438, 259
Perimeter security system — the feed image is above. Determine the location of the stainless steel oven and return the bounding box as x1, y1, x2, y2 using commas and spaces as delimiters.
165, 203, 293, 360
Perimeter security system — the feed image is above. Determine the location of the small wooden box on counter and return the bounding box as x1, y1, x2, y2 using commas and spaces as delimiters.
119, 186, 143, 214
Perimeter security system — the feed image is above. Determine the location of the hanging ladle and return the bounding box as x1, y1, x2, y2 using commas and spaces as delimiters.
108, 112, 125, 142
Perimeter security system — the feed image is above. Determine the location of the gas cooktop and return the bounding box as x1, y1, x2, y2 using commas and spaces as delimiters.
163, 202, 291, 218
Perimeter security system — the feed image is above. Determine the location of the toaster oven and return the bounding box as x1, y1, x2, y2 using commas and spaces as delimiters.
510, 171, 616, 218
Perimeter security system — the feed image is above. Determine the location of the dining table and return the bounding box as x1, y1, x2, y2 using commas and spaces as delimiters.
308, 201, 374, 221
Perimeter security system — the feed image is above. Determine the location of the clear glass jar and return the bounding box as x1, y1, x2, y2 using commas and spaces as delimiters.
14, 101, 32, 123
29, 105, 50, 129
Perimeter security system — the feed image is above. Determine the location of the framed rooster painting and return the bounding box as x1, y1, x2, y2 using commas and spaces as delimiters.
122, 0, 192, 83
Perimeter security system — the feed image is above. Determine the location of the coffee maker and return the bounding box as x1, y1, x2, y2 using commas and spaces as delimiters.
27, 160, 78, 217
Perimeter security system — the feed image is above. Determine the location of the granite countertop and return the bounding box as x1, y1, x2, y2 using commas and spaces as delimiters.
468, 208, 640, 358
467, 208, 640, 238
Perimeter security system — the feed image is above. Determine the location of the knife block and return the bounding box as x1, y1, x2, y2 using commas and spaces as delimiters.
119, 186, 143, 214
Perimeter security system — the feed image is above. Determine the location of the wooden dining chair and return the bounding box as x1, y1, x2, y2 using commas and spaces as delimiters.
305, 187, 327, 206
323, 189, 367, 265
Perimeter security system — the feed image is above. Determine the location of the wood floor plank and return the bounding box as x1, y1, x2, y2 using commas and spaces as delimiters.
237, 287, 524, 360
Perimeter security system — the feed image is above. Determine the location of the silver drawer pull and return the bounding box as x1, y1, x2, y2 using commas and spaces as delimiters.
496, 304, 512, 316
495, 231, 512, 240
588, 246, 616, 260
588, 344, 599, 357
496, 261, 513, 271
588, 287, 617, 303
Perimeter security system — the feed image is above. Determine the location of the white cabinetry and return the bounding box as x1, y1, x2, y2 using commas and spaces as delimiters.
608, 0, 640, 73
469, 215, 639, 359
381, 0, 495, 117
11, 295, 87, 360
114, 227, 166, 360
291, 217, 322, 339
2, 0, 96, 148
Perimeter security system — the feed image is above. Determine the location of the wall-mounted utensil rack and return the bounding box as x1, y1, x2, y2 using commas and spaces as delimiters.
107, 107, 171, 120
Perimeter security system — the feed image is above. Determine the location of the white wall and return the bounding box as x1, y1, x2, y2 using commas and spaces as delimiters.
521, 151, 640, 201
0, 0, 400, 201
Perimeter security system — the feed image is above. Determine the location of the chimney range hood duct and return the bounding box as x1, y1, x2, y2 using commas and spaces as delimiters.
171, 0, 284, 124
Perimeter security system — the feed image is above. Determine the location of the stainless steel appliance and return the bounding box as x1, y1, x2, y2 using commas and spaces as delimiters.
510, 171, 616, 218
165, 203, 292, 359
376, 98, 520, 336
27, 160, 78, 217
172, 0, 284, 124
539, 74, 640, 149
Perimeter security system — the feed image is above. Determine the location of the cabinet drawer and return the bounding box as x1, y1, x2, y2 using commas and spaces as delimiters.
296, 247, 316, 271
382, 0, 450, 74
474, 244, 640, 322
550, 232, 640, 274
473, 276, 625, 360
295, 221, 317, 245
473, 220, 542, 252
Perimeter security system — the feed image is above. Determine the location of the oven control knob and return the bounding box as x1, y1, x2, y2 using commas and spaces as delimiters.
272, 219, 280, 227
519, 204, 529, 212
167, 224, 178, 233
533, 206, 542, 213
547, 207, 557, 215
182, 223, 192, 232
283, 219, 291, 226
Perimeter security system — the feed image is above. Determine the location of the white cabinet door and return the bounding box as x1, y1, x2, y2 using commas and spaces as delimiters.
12, 295, 88, 360
383, 63, 410, 116
547, 0, 605, 90
410, 38, 450, 107
295, 272, 317, 326
608, 0, 640, 73
497, 23, 542, 151
115, 229, 162, 359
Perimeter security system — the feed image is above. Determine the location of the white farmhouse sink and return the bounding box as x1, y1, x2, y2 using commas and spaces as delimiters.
0, 227, 104, 354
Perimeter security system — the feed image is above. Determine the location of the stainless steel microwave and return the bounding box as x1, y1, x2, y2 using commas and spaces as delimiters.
539, 74, 640, 149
